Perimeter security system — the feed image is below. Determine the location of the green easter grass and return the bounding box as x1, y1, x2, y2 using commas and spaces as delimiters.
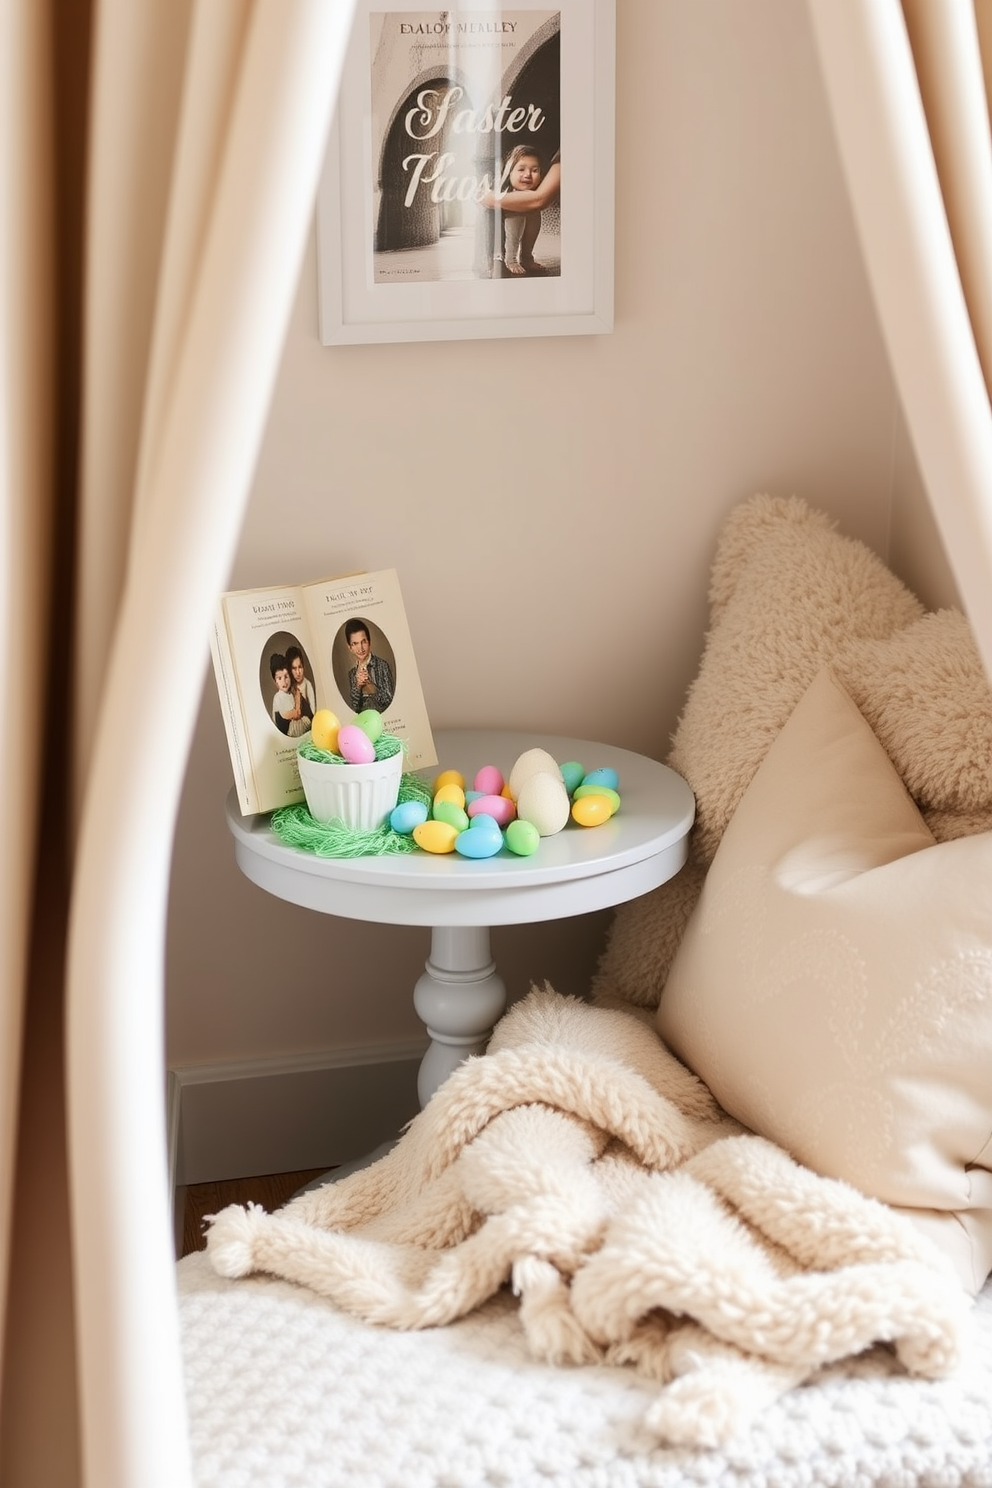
297, 731, 404, 766
271, 745, 431, 857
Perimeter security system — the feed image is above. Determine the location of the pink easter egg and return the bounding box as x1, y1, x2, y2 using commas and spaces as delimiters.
467, 793, 516, 827
474, 764, 505, 797
337, 724, 376, 764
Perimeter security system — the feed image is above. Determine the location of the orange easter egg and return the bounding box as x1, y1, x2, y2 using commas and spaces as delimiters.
434, 768, 465, 792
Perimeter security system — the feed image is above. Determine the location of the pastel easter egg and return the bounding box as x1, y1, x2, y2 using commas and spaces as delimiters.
559, 760, 585, 796
434, 782, 466, 810
455, 824, 503, 859
310, 709, 341, 754
573, 783, 621, 815
582, 766, 620, 792
474, 764, 504, 796
508, 748, 563, 801
571, 794, 613, 827
464, 790, 484, 804
434, 768, 465, 792
390, 799, 429, 834
467, 794, 515, 827
505, 819, 540, 857
433, 799, 469, 833
413, 819, 459, 854
337, 724, 376, 764
515, 771, 570, 836
355, 708, 383, 743
467, 812, 504, 842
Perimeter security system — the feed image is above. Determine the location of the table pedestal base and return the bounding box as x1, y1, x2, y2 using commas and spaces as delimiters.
413, 926, 507, 1106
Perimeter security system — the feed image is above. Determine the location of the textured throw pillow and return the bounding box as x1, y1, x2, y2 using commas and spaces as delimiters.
591, 493, 926, 1010
837, 608, 992, 839
668, 494, 925, 864
657, 668, 992, 1293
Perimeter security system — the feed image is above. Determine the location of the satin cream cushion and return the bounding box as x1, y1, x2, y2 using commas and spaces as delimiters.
657, 667, 992, 1292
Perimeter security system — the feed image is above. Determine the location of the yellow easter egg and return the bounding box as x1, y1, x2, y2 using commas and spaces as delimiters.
508, 747, 563, 802
515, 771, 570, 836
413, 819, 459, 854
434, 782, 467, 810
310, 709, 341, 753
434, 768, 465, 792
573, 783, 621, 815
571, 793, 613, 827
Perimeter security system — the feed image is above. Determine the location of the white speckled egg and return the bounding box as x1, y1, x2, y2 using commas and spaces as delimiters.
508, 748, 563, 801
515, 770, 570, 836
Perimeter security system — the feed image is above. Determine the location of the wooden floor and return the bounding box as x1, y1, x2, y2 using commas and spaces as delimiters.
181, 1169, 331, 1258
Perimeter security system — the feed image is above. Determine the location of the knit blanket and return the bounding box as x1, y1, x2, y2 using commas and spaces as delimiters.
205, 986, 972, 1449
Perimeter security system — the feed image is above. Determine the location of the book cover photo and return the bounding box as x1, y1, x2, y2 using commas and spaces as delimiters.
369, 8, 561, 284
212, 568, 437, 816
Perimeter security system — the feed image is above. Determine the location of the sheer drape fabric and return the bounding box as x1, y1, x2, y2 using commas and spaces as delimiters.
0, 0, 55, 1408
1, 1, 353, 1485
807, 0, 992, 680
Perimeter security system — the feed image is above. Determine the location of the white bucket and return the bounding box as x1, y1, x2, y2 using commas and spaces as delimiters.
297, 748, 403, 831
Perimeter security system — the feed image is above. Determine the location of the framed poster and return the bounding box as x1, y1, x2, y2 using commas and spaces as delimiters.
317, 0, 615, 345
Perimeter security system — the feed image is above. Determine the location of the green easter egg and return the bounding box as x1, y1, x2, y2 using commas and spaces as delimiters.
355, 709, 384, 743
572, 783, 620, 815
505, 819, 540, 857
433, 799, 470, 833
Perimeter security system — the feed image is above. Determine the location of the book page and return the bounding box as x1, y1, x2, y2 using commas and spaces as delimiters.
217, 585, 320, 813
303, 568, 438, 771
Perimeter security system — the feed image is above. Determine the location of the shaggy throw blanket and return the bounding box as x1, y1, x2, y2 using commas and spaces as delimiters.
206, 987, 971, 1449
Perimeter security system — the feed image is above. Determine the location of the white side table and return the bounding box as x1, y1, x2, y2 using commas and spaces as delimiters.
226, 728, 694, 1104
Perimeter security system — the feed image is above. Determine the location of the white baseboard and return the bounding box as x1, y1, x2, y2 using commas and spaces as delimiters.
168, 1038, 427, 1191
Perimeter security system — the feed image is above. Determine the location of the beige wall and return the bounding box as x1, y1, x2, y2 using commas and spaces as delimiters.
166, 0, 943, 1073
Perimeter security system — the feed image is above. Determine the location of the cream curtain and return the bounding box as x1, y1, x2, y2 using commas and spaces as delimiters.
0, 3, 66, 1482
807, 0, 992, 681
0, 2, 354, 1485
5, 0, 986, 1484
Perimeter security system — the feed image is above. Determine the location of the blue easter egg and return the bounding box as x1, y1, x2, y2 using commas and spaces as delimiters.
582, 766, 619, 792
390, 799, 429, 835
454, 824, 503, 858
468, 812, 504, 841
559, 760, 585, 795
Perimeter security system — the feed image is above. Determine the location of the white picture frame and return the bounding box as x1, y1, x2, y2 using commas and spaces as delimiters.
317, 1, 615, 345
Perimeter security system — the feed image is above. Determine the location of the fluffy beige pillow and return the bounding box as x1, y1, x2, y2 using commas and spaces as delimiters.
592, 493, 925, 1010
669, 494, 925, 864
837, 608, 992, 838
657, 668, 992, 1292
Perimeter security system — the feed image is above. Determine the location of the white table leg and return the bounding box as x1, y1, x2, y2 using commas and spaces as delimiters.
413, 925, 507, 1106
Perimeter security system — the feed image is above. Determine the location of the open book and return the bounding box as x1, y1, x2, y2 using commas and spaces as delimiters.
211, 567, 437, 815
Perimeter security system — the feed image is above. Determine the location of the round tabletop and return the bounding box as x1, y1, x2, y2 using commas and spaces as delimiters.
226, 728, 695, 928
